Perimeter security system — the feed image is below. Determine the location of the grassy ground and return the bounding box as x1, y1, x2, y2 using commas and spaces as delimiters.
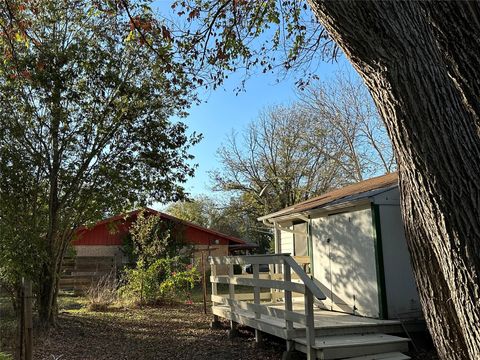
34, 293, 284, 360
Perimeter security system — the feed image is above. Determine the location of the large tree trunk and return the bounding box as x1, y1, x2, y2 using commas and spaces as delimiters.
38, 262, 57, 326
307, 1, 480, 359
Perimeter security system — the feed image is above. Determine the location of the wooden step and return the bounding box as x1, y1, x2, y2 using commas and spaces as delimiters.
293, 334, 410, 359
313, 322, 404, 337
344, 352, 410, 360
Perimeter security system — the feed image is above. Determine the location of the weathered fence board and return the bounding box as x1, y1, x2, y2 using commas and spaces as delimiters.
60, 256, 116, 293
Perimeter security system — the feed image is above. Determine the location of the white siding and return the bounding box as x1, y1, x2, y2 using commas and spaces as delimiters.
374, 188, 422, 318
312, 206, 380, 318
311, 217, 332, 311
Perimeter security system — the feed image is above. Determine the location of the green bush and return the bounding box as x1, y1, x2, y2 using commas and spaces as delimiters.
0, 352, 13, 360
119, 257, 200, 305
127, 212, 192, 267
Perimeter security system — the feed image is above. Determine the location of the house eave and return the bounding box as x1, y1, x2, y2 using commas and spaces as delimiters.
258, 183, 398, 224
260, 198, 374, 224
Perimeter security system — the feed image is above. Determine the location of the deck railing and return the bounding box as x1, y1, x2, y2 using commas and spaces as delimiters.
209, 253, 326, 359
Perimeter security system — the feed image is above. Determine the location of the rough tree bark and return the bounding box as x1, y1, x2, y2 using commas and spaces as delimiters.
307, 1, 480, 359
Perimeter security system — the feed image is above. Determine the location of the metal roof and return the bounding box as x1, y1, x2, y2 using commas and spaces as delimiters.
77, 207, 248, 245
258, 172, 399, 221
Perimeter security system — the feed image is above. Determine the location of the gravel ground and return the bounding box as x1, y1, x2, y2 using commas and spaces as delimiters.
34, 302, 285, 360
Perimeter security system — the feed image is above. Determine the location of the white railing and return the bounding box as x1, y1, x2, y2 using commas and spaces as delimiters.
209, 254, 326, 359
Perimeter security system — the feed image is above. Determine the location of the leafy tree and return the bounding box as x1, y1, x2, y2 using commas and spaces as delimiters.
214, 195, 272, 253
166, 196, 214, 228
0, 0, 200, 327
128, 211, 191, 267
0, 139, 45, 310
167, 1, 480, 357
123, 211, 198, 305
166, 196, 271, 252
119, 257, 200, 305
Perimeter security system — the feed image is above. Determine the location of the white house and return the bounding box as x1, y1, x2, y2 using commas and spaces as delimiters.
258, 172, 422, 320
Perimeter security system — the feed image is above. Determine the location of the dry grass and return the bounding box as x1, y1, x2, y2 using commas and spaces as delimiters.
34, 296, 284, 360
18, 293, 438, 360
85, 273, 118, 312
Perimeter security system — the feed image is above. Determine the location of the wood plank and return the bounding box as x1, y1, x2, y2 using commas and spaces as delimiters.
211, 262, 218, 305
211, 295, 307, 325
253, 264, 260, 320
228, 264, 235, 315
232, 292, 271, 301
304, 290, 315, 360
294, 334, 409, 359
212, 306, 288, 339
211, 276, 305, 293
294, 333, 410, 349
209, 255, 287, 265
346, 353, 410, 360
229, 274, 271, 279
284, 262, 294, 351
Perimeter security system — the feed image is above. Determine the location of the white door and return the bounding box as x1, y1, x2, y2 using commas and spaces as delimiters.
312, 208, 380, 318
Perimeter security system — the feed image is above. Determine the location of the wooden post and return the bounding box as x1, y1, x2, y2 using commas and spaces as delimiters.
268, 263, 275, 303
23, 279, 33, 360
228, 263, 235, 310
140, 268, 144, 307
201, 251, 207, 315
228, 263, 238, 338
16, 284, 24, 360
17, 279, 33, 360
253, 263, 263, 347
284, 262, 294, 352
210, 260, 221, 329
304, 289, 315, 360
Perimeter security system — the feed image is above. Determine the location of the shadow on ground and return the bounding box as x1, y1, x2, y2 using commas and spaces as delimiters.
35, 301, 284, 360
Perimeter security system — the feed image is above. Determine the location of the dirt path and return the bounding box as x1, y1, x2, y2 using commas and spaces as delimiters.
34, 303, 284, 360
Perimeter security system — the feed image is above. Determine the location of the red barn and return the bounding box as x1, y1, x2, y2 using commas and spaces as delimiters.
72, 208, 256, 266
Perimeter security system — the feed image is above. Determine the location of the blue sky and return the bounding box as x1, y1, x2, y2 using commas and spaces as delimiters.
151, 1, 356, 203
178, 58, 352, 198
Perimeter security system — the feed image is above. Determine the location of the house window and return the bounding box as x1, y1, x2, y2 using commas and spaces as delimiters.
293, 222, 308, 256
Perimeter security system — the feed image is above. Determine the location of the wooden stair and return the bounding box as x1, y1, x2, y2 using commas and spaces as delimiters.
346, 352, 410, 360
292, 333, 410, 359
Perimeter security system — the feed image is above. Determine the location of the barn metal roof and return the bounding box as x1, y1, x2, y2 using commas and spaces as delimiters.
258, 172, 399, 221
77, 207, 248, 245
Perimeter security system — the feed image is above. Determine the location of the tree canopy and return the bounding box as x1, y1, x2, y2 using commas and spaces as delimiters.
166, 195, 272, 252
0, 0, 201, 325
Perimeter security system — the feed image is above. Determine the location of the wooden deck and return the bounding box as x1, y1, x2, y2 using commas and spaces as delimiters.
209, 254, 415, 360
213, 300, 406, 338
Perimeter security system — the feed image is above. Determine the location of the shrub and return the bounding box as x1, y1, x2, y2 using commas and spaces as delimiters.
119, 257, 200, 305
0, 352, 12, 360
127, 211, 193, 267
85, 273, 118, 311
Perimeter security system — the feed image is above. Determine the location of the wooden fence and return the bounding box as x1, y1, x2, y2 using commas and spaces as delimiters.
60, 256, 117, 293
